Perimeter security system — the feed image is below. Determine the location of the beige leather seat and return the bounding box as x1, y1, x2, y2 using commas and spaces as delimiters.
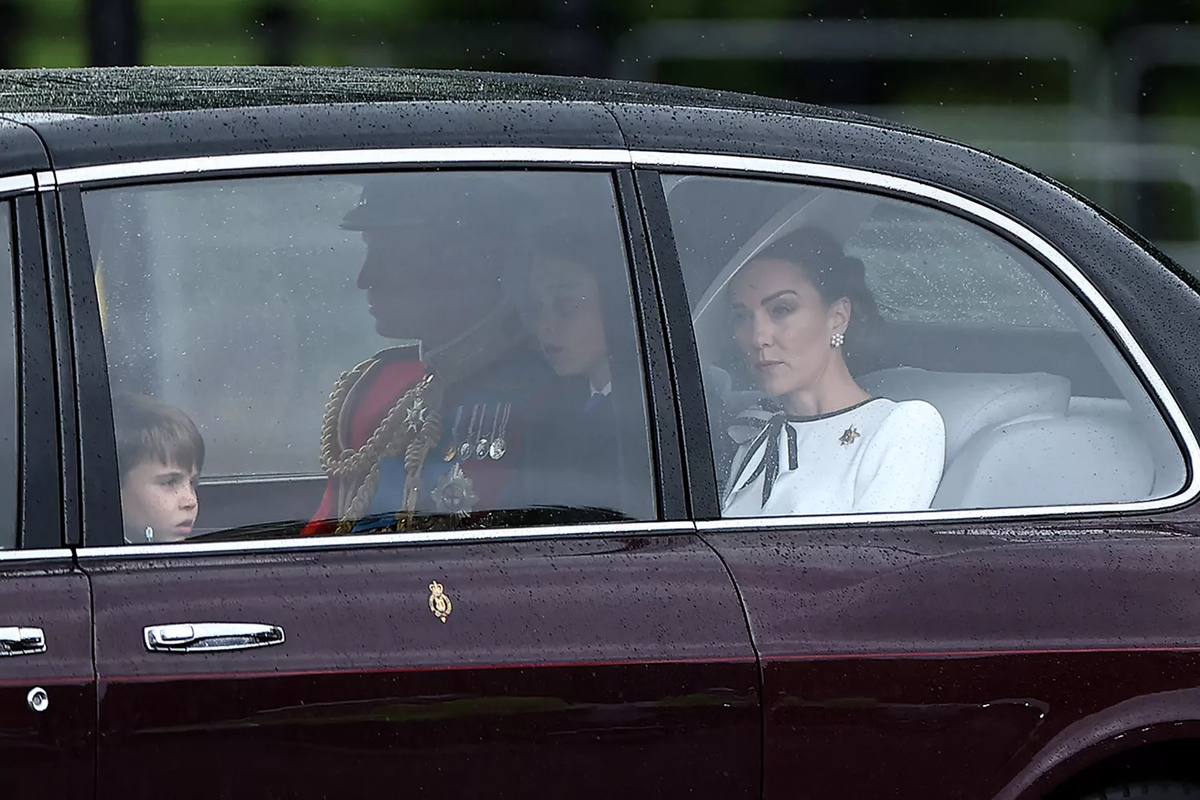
860, 367, 1156, 509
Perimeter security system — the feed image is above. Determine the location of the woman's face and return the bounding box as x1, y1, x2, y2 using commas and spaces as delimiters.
730, 257, 849, 400
527, 256, 608, 382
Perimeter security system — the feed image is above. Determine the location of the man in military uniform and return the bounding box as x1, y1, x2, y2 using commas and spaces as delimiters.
303, 173, 552, 535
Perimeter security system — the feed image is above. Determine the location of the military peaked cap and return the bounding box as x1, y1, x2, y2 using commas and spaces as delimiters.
340, 172, 532, 231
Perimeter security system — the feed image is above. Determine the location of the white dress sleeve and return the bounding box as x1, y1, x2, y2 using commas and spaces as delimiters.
852, 401, 946, 512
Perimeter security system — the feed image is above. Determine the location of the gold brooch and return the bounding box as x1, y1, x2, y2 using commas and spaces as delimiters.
428, 581, 452, 623
839, 426, 860, 446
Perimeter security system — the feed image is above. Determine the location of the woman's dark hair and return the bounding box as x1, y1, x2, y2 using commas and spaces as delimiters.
112, 393, 206, 481
523, 221, 632, 333
529, 223, 626, 297
750, 226, 881, 367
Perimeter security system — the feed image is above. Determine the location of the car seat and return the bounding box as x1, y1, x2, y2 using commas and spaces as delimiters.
859, 367, 1156, 509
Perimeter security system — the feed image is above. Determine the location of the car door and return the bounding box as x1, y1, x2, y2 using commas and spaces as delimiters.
645, 164, 1200, 800
61, 157, 760, 799
0, 169, 95, 798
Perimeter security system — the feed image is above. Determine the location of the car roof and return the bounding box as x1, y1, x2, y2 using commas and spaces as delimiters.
0, 65, 886, 123
0, 66, 1157, 284
0, 66, 956, 180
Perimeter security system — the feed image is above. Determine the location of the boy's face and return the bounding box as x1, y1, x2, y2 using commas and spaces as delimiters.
120, 459, 199, 543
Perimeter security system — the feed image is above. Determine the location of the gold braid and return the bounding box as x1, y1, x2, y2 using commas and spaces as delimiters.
317, 302, 529, 534
319, 357, 376, 476
319, 362, 445, 533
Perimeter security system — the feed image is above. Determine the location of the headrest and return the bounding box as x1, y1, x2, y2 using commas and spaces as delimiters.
859, 367, 1071, 461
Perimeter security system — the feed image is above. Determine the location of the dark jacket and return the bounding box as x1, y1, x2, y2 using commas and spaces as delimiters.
507, 375, 625, 519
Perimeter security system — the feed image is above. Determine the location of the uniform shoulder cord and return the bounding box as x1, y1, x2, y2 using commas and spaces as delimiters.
319, 359, 445, 533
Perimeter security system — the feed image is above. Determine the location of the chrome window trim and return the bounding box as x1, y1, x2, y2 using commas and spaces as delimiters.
77, 520, 696, 559
56, 145, 1198, 546
201, 473, 326, 487
52, 147, 632, 186
0, 549, 73, 562
695, 507, 1169, 533
0, 175, 35, 196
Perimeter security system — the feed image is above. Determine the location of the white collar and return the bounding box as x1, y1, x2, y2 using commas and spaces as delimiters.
590, 382, 612, 397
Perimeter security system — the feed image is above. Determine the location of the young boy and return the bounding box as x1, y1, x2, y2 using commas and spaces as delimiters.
112, 393, 205, 544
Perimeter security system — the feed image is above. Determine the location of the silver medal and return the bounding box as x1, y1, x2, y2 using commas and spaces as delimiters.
488, 403, 512, 461
460, 404, 482, 461
474, 404, 492, 460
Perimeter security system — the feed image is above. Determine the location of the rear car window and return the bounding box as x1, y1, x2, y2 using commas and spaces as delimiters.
84, 170, 656, 544
665, 173, 1186, 519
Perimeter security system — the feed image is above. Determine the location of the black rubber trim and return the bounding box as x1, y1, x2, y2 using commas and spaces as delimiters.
57, 188, 122, 548
0, 203, 19, 550
615, 169, 686, 520
12, 195, 60, 549
632, 169, 720, 520
38, 192, 79, 547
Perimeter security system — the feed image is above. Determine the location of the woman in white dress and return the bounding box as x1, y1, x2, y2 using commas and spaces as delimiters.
722, 228, 946, 517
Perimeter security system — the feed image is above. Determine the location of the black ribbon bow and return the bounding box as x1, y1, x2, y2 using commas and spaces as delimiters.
731, 413, 799, 508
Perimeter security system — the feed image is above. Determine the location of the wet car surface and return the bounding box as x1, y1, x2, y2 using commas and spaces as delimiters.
0, 66, 1198, 800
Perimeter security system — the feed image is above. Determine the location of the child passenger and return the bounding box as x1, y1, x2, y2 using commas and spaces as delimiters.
509, 224, 626, 515
112, 393, 205, 544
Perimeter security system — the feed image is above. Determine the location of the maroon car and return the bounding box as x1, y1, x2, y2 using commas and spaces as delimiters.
0, 66, 1198, 800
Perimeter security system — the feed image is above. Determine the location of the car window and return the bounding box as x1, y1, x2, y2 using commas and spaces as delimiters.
0, 204, 15, 549
845, 205, 1074, 329
665, 173, 1187, 517
84, 170, 655, 543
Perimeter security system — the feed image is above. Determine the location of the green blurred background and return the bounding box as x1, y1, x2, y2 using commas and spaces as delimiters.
4, 0, 1200, 270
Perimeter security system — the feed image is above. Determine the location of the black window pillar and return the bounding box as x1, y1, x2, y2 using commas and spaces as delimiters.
87, 0, 141, 67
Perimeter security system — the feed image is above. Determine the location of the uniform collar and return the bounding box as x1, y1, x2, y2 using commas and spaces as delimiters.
424, 302, 528, 386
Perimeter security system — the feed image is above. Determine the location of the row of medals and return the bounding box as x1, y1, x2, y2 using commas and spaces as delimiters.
444, 402, 512, 463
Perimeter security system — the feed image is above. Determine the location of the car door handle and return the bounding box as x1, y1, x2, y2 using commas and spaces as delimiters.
0, 627, 46, 657
144, 622, 285, 653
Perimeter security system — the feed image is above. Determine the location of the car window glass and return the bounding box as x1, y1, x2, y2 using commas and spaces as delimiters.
845, 204, 1074, 329
84, 170, 655, 544
0, 205, 14, 549
665, 173, 1187, 518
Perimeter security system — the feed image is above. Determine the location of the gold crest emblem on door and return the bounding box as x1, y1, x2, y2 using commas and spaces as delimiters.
428, 581, 453, 623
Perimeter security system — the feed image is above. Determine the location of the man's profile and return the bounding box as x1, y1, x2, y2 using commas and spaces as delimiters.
303, 172, 550, 535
